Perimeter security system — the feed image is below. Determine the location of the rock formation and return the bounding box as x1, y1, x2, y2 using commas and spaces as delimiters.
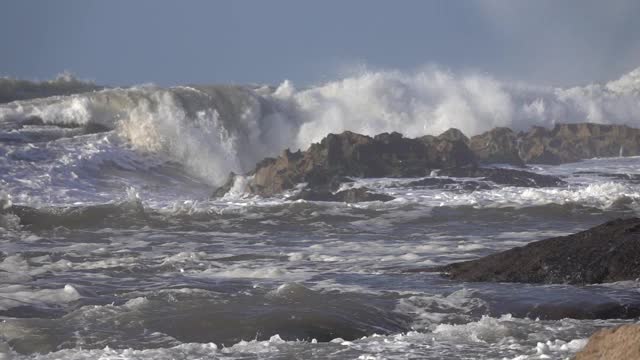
469, 127, 525, 167
469, 123, 640, 166
520, 123, 640, 164
434, 218, 640, 285
213, 123, 640, 198
575, 324, 640, 360
217, 130, 477, 197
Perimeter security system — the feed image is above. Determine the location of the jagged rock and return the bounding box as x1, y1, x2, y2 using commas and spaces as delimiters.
435, 218, 640, 285
437, 128, 469, 143
212, 172, 238, 198
289, 188, 395, 203
520, 123, 640, 164
216, 130, 477, 197
436, 166, 566, 188
469, 127, 525, 167
575, 324, 640, 360
211, 123, 640, 197
468, 123, 640, 166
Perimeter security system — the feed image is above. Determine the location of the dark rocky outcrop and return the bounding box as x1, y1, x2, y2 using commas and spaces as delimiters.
436, 166, 566, 188
288, 187, 395, 203
213, 123, 640, 198
436, 218, 640, 285
216, 130, 477, 197
469, 127, 525, 167
575, 324, 640, 360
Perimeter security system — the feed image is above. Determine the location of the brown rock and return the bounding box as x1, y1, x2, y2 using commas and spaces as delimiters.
469, 127, 525, 167
575, 324, 640, 360
519, 123, 640, 164
211, 123, 640, 197
217, 130, 477, 197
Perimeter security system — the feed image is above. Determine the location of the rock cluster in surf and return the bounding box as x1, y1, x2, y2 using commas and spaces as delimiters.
241, 130, 474, 197
213, 124, 592, 200
472, 123, 640, 166
435, 217, 640, 285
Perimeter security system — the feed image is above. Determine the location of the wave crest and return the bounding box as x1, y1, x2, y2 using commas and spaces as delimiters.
2, 66, 640, 185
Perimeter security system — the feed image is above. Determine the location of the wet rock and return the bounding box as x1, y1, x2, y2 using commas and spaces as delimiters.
289, 187, 395, 203
404, 177, 493, 191
575, 171, 640, 184
405, 178, 457, 187
519, 123, 640, 164
575, 324, 640, 360
469, 127, 525, 167
211, 172, 237, 198
437, 128, 469, 143
461, 123, 640, 166
437, 218, 640, 285
436, 166, 566, 188
211, 123, 640, 197
216, 130, 476, 197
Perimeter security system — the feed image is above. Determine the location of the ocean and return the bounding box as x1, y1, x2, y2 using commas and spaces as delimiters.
1, 69, 640, 359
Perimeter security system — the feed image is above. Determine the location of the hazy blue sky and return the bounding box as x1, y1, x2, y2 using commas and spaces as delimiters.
2, 0, 639, 87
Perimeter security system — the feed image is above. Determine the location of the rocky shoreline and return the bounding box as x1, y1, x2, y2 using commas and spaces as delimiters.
210, 122, 640, 356
213, 123, 640, 201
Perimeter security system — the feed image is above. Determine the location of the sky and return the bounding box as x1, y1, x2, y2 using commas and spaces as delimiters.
1, 0, 640, 87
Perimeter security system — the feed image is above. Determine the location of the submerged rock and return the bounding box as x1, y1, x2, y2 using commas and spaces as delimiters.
575, 324, 640, 360
436, 218, 640, 285
436, 166, 566, 188
289, 187, 395, 203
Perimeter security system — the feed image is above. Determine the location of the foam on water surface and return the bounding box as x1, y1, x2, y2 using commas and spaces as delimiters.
3, 68, 640, 359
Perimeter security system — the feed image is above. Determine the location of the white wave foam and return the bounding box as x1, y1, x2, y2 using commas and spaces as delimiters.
289, 65, 640, 147
428, 181, 640, 210
2, 342, 219, 360
343, 174, 640, 212
3, 66, 640, 186
395, 289, 489, 330
0, 284, 81, 311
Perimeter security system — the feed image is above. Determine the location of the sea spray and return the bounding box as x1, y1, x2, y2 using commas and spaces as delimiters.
3, 67, 640, 185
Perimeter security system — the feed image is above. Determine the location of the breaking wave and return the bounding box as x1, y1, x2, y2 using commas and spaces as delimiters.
2, 66, 640, 185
